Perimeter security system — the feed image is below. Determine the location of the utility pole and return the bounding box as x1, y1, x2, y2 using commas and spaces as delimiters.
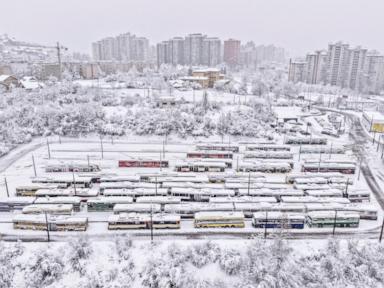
358, 157, 362, 181
72, 170, 77, 196
264, 211, 268, 239
55, 42, 68, 82
344, 180, 349, 198
100, 136, 104, 159
247, 172, 251, 196
87, 155, 90, 170
329, 142, 333, 159
150, 203, 154, 243
318, 152, 322, 173
4, 177, 9, 198
57, 42, 62, 81
332, 210, 338, 236
162, 140, 165, 157
379, 218, 384, 243
298, 145, 301, 161
381, 143, 384, 159
160, 151, 162, 171
155, 177, 158, 196
46, 138, 51, 159
32, 155, 37, 177
44, 211, 50, 242
58, 135, 61, 144
236, 156, 239, 172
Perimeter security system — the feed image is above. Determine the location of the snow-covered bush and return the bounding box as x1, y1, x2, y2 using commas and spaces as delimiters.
67, 236, 93, 275
24, 247, 65, 288
0, 242, 24, 288
218, 248, 243, 276
187, 241, 221, 268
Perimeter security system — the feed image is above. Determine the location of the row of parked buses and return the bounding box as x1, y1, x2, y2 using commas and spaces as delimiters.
162, 202, 377, 220
4, 191, 376, 221
14, 180, 364, 200
11, 209, 361, 232
12, 206, 366, 231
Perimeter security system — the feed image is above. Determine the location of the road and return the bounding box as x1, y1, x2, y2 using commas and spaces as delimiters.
0, 226, 380, 242
315, 106, 384, 210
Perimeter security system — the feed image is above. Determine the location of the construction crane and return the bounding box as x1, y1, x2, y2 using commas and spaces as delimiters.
40, 42, 68, 81
55, 42, 68, 81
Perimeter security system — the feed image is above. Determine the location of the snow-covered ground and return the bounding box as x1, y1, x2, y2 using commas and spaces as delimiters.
1, 237, 384, 288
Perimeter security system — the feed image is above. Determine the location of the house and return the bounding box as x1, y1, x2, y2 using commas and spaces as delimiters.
362, 111, 384, 133
192, 68, 224, 88
179, 76, 209, 89
0, 75, 20, 91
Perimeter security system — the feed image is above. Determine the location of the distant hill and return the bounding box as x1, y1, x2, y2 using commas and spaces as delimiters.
0, 34, 63, 63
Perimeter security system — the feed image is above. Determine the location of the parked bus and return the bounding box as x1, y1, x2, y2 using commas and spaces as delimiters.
302, 161, 356, 174
13, 214, 88, 231
45, 163, 100, 173
187, 151, 233, 159
194, 211, 245, 228
306, 211, 360, 228
113, 203, 161, 214
22, 204, 73, 215
108, 213, 180, 230
245, 145, 291, 152
34, 197, 82, 212
118, 160, 169, 168
87, 197, 133, 212
196, 144, 239, 153
174, 161, 226, 173
252, 212, 305, 229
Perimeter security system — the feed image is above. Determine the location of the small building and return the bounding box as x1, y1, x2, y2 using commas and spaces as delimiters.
192, 68, 224, 88
362, 111, 384, 133
180, 76, 209, 89
0, 75, 20, 91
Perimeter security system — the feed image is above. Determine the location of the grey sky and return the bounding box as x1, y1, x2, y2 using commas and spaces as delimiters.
1, 0, 383, 57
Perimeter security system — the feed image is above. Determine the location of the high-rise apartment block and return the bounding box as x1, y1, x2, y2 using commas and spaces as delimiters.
92, 33, 150, 62
289, 41, 384, 94
223, 39, 241, 66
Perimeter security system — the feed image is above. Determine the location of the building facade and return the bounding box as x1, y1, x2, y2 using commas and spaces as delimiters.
305, 51, 327, 84
223, 39, 241, 67
288, 60, 307, 83
92, 33, 150, 62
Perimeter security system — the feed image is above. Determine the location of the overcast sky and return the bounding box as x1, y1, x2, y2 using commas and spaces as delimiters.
1, 0, 383, 57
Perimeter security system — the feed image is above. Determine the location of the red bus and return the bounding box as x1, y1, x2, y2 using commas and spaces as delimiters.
118, 160, 169, 168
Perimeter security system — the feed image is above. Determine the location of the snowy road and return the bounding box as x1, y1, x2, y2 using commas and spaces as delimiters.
315, 106, 384, 210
